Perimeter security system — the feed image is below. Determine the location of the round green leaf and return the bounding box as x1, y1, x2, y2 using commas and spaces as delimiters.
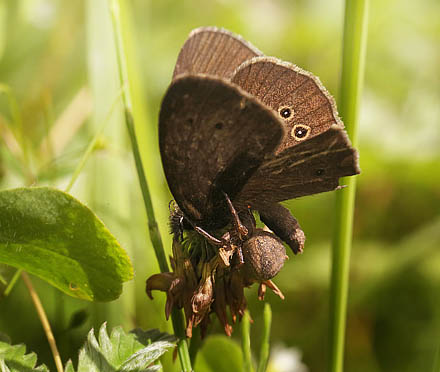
195, 335, 244, 372
0, 187, 133, 301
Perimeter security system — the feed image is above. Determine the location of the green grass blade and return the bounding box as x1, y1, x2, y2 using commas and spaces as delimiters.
3, 268, 22, 297
108, 0, 168, 274
329, 1, 369, 372
242, 310, 253, 372
108, 1, 192, 370
122, 110, 169, 273
257, 303, 272, 372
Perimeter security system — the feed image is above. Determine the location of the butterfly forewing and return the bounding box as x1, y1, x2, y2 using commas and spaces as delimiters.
231, 56, 343, 153
173, 27, 262, 80
159, 74, 285, 229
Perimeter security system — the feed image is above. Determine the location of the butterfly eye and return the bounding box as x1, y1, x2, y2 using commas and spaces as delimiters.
278, 106, 294, 119
291, 124, 311, 141
316, 169, 325, 176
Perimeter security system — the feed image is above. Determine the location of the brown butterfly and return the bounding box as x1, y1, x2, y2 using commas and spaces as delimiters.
160, 27, 360, 255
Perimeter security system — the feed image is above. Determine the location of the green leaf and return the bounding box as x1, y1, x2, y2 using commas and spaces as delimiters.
0, 187, 133, 301
0, 340, 49, 372
195, 335, 243, 372
65, 323, 175, 372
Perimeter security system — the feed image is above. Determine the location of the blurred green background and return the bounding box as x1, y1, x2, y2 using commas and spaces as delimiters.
0, 0, 439, 371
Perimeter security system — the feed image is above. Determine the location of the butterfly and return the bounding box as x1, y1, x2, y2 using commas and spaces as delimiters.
159, 26, 360, 256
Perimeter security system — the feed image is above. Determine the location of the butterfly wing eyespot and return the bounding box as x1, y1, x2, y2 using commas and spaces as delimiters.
291, 124, 311, 141
278, 106, 294, 120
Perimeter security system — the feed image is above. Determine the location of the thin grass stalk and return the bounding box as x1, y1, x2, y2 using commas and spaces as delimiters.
3, 268, 22, 296
257, 303, 272, 372
21, 272, 63, 372
108, 0, 169, 276
121, 111, 169, 272
329, 1, 369, 372
108, 1, 192, 370
242, 310, 253, 372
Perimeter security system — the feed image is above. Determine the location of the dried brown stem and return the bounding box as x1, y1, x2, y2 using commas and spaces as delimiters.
21, 272, 63, 372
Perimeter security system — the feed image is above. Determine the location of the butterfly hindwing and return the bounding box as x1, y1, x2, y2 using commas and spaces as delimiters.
232, 56, 343, 153
229, 56, 359, 206
235, 125, 360, 208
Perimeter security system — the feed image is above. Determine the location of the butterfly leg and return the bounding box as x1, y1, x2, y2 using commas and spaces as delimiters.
258, 203, 305, 254
191, 224, 237, 267
193, 226, 224, 247
223, 192, 255, 265
223, 192, 248, 239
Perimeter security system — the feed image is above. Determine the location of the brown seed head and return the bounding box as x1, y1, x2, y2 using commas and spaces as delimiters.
242, 230, 287, 282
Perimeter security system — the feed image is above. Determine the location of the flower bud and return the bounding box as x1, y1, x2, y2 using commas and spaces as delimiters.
242, 230, 287, 282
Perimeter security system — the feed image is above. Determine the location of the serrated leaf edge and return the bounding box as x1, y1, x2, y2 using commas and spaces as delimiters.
118, 341, 175, 371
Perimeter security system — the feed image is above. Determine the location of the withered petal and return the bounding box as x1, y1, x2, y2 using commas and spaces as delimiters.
262, 279, 285, 300
258, 282, 267, 301
146, 272, 175, 299
165, 295, 174, 320
186, 317, 194, 338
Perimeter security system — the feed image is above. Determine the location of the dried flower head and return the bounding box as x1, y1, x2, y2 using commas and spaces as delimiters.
146, 202, 292, 338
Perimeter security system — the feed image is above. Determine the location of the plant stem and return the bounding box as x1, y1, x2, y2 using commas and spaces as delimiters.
172, 306, 192, 371
329, 1, 369, 372
122, 110, 170, 272
21, 272, 63, 372
188, 326, 202, 365
257, 303, 272, 372
108, 1, 192, 370
3, 268, 22, 296
242, 310, 253, 372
